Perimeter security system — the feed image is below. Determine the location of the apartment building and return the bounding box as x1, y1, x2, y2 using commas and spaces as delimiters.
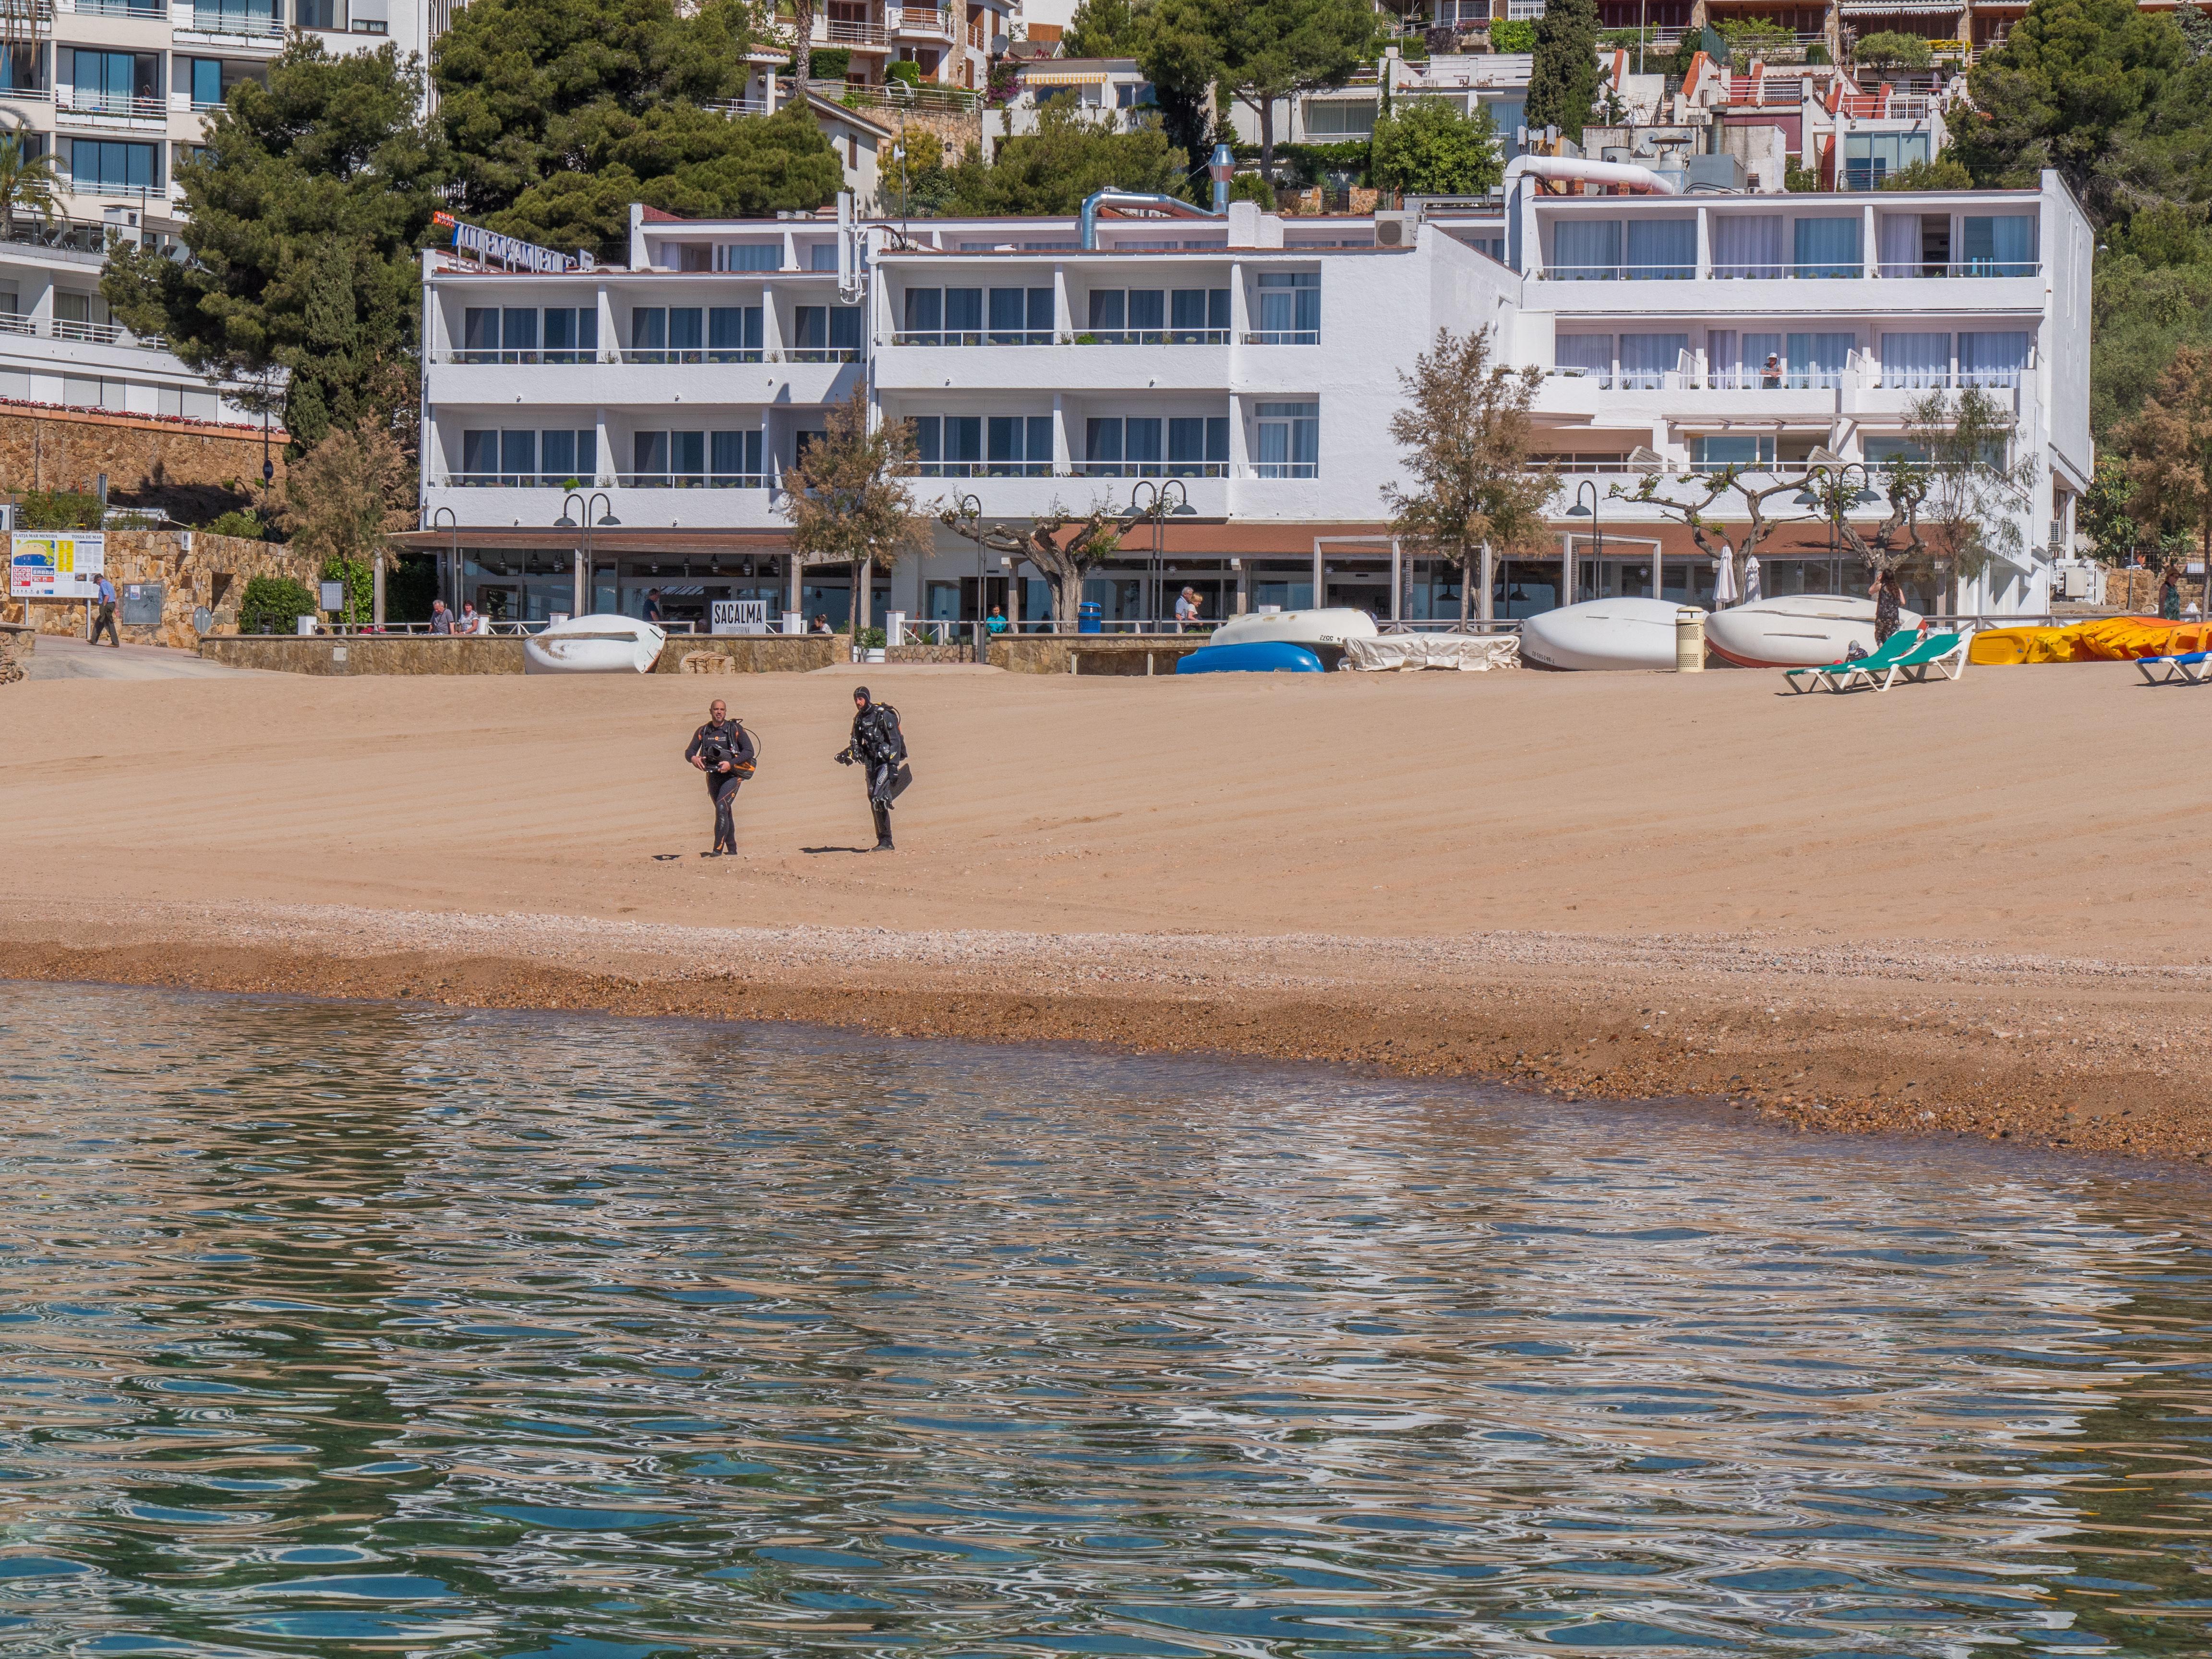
413, 170, 2089, 632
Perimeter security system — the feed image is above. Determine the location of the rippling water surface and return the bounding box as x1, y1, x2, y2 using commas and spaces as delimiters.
0, 983, 2209, 1657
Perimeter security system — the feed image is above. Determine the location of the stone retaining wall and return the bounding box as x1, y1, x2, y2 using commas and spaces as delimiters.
653, 636, 842, 673
2104, 565, 2207, 615
0, 621, 30, 685
0, 405, 284, 520
198, 635, 526, 675
3, 531, 319, 649
987, 636, 1209, 675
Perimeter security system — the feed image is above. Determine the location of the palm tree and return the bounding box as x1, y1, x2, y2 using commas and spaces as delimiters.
0, 133, 60, 235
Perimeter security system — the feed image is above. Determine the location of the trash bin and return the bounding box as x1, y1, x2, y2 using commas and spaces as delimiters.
1675, 608, 1706, 672
1077, 602, 1103, 636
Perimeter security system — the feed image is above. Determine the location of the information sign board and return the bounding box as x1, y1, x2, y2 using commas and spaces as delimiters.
9, 531, 105, 599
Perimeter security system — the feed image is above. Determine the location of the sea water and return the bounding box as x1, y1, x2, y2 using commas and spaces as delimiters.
0, 982, 2208, 1658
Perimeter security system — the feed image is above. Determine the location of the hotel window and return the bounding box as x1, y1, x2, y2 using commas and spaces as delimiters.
1252, 402, 1318, 478
1843, 131, 1928, 190
1791, 216, 1862, 278
1881, 331, 1950, 389
1550, 217, 1620, 279
912, 414, 984, 476
1302, 97, 1376, 136
68, 48, 156, 110
1863, 436, 1930, 469
987, 414, 1054, 477
1083, 416, 1169, 477
1252, 272, 1319, 342
1168, 415, 1229, 477
791, 304, 863, 361
458, 427, 594, 484
1710, 214, 1783, 279
988, 286, 1054, 343
544, 306, 598, 362
1618, 332, 1688, 390
1171, 288, 1230, 343
630, 307, 703, 363
902, 287, 981, 344
1786, 331, 1855, 389
0, 43, 40, 91
68, 138, 160, 192
632, 430, 707, 486
1963, 215, 2036, 277
1691, 434, 1776, 473
709, 305, 763, 361
710, 430, 765, 483
1625, 217, 1695, 279
1085, 289, 1164, 344
295, 0, 347, 29
1959, 330, 2029, 387
720, 243, 782, 271
1555, 333, 1612, 388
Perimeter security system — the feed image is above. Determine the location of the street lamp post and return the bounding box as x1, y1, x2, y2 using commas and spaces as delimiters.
432, 506, 459, 619
1128, 478, 1191, 628
950, 491, 983, 638
1563, 479, 1602, 608
557, 492, 620, 620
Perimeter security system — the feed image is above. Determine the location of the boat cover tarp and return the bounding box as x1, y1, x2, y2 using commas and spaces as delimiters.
1968, 616, 2212, 666
1341, 635, 1522, 672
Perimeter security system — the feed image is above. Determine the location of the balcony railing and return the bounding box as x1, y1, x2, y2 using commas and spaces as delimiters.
616, 347, 768, 364
817, 77, 978, 112
1076, 328, 1229, 346
0, 313, 33, 336
1240, 462, 1318, 479
180, 3, 286, 35
1069, 461, 1227, 479
781, 346, 862, 363
52, 318, 125, 344
817, 18, 888, 46
919, 461, 1056, 478
614, 472, 771, 489
0, 84, 53, 104
446, 349, 602, 364
55, 90, 169, 122
445, 472, 602, 488
60, 0, 166, 13
1243, 330, 1319, 345
890, 4, 954, 34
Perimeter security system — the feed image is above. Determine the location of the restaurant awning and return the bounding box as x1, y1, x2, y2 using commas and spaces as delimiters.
1022, 70, 1108, 84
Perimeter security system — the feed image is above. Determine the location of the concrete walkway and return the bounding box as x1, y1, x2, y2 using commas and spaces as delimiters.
24, 636, 266, 681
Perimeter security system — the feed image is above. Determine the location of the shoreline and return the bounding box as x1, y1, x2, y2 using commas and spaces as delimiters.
7, 900, 2209, 1170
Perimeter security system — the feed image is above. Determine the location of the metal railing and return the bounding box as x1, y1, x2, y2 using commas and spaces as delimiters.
822, 78, 978, 113
1243, 330, 1320, 345
0, 314, 30, 337
1240, 462, 1318, 479
614, 472, 770, 489
1070, 461, 1227, 479
704, 96, 772, 117
919, 461, 1055, 478
0, 84, 52, 104
51, 318, 125, 344
1076, 328, 1229, 346
890, 4, 954, 33
617, 347, 768, 364
781, 346, 862, 363
444, 473, 604, 488
818, 18, 887, 46
180, 4, 286, 35
445, 349, 601, 364
60, 0, 165, 13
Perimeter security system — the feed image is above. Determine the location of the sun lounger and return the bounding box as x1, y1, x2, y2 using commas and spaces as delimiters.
1782, 630, 1918, 692
1833, 629, 1971, 692
2137, 650, 2211, 685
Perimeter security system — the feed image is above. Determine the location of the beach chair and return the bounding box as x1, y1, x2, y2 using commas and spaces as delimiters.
1835, 629, 1971, 692
1782, 630, 1918, 693
2137, 650, 2211, 686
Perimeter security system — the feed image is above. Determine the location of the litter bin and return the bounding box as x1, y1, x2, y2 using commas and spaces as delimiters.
1077, 601, 1103, 636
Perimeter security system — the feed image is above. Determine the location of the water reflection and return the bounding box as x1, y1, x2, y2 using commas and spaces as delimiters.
0, 982, 2208, 1657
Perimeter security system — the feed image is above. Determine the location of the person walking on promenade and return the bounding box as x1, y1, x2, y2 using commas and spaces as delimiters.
1870, 568, 1904, 645
685, 698, 757, 858
89, 573, 119, 646
835, 685, 909, 853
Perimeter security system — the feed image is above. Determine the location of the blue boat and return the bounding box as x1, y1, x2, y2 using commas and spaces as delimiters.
1175, 641, 1326, 674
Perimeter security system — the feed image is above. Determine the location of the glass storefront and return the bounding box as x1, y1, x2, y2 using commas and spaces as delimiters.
613, 554, 788, 631
461, 550, 572, 623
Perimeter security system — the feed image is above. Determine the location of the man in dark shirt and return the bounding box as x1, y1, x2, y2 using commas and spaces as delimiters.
835, 685, 909, 851
685, 698, 757, 857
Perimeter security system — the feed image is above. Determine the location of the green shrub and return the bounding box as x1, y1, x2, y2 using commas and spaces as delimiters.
201, 509, 267, 540
15, 489, 103, 530
321, 556, 373, 625
236, 575, 318, 634
1878, 155, 1972, 191
1852, 29, 1930, 70
886, 59, 922, 87
1489, 17, 1536, 50
1228, 171, 1275, 209
386, 554, 440, 624
798, 47, 852, 79
1784, 165, 1821, 192
1803, 41, 1829, 63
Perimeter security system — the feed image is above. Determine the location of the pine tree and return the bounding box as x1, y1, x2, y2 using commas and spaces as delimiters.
1525, 0, 1599, 144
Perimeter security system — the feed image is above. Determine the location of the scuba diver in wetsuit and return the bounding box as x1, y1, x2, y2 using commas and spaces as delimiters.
685, 698, 758, 857
834, 685, 909, 852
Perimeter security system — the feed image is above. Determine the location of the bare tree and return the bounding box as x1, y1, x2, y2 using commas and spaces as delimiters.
1613, 465, 1808, 594
1908, 385, 2040, 613
1384, 326, 1551, 621
939, 499, 1123, 625
279, 423, 412, 626
780, 388, 932, 637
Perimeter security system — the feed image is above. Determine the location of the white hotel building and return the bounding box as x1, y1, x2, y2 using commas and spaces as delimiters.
415, 172, 2091, 632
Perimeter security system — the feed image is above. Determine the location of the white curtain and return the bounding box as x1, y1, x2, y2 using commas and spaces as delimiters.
1881, 331, 1951, 388
1710, 214, 1783, 279
1551, 219, 1621, 279
1619, 333, 1689, 389
1877, 213, 1921, 277
1788, 331, 1857, 388
1556, 333, 1613, 386
1960, 331, 2030, 387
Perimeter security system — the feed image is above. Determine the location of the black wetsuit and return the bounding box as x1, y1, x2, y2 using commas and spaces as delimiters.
685, 720, 757, 854
844, 702, 909, 848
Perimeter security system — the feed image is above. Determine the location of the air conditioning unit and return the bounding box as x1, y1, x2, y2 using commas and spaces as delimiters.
1374, 210, 1420, 249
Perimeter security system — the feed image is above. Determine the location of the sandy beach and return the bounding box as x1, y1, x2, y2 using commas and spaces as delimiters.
4, 657, 2209, 1165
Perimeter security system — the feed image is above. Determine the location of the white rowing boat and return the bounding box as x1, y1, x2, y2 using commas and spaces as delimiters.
1519, 597, 1701, 671
522, 613, 669, 675
1704, 594, 1923, 669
